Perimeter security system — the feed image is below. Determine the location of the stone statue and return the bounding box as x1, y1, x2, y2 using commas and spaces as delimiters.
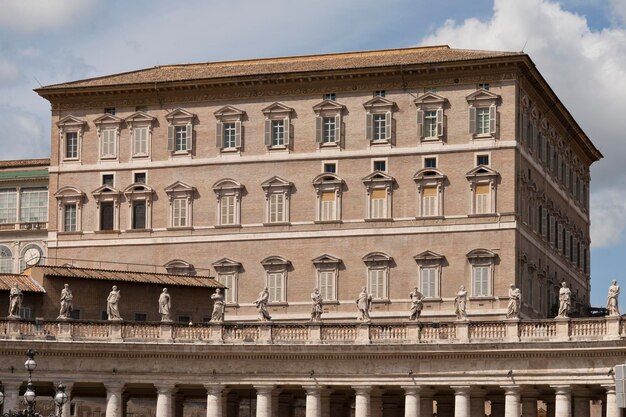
106, 285, 122, 321
254, 287, 272, 321
211, 288, 225, 322
355, 287, 372, 322
506, 284, 521, 319
557, 282, 571, 318
8, 283, 23, 318
57, 283, 73, 319
158, 288, 172, 322
607, 280, 620, 316
454, 285, 468, 320
310, 288, 323, 322
409, 287, 424, 320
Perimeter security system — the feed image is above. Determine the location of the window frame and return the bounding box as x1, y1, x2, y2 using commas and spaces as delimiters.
125, 111, 156, 160
0, 245, 13, 273
362, 171, 395, 221
54, 186, 85, 234
213, 179, 244, 227
466, 166, 499, 216
94, 114, 123, 161
214, 105, 245, 152
312, 173, 344, 223
166, 108, 195, 156
123, 183, 154, 231
466, 89, 500, 139
213, 258, 242, 306
414, 92, 447, 142
414, 251, 445, 299
164, 181, 196, 229
91, 184, 121, 232
262, 102, 294, 151
362, 252, 392, 301
57, 116, 86, 163
261, 176, 293, 225
413, 168, 446, 218
363, 96, 396, 146
466, 249, 498, 298
261, 256, 291, 304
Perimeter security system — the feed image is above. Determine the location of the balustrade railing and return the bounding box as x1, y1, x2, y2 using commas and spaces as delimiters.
0, 316, 620, 344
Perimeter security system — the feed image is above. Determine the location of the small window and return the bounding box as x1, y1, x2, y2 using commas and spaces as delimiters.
134, 172, 146, 184
424, 157, 437, 168
104, 108, 116, 115
426, 87, 438, 93
324, 93, 336, 101
19, 307, 32, 319
134, 312, 147, 322
478, 83, 490, 90
374, 90, 386, 97
177, 315, 191, 324
476, 155, 489, 166
323, 163, 336, 173
373, 160, 386, 172
271, 120, 286, 146
102, 174, 114, 187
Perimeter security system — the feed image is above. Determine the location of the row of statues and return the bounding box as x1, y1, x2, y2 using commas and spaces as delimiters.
5, 280, 622, 321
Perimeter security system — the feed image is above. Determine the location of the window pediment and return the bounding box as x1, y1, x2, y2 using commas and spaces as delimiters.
164, 259, 195, 275
54, 186, 84, 199
212, 257, 242, 271
362, 251, 392, 264
466, 89, 500, 104
313, 99, 345, 115
94, 114, 123, 126
413, 168, 446, 181
213, 178, 244, 192
262, 102, 294, 117
125, 111, 156, 127
261, 176, 293, 193
57, 115, 86, 129
312, 254, 342, 266
414, 250, 445, 263
92, 184, 121, 196
261, 256, 291, 268
164, 180, 195, 195
123, 183, 154, 200
362, 171, 395, 188
312, 173, 344, 187
214, 105, 246, 121
414, 92, 447, 107
165, 108, 195, 123
466, 248, 498, 261
466, 165, 499, 180
363, 96, 396, 112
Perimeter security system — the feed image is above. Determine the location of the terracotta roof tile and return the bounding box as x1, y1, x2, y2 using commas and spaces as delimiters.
0, 159, 50, 169
32, 265, 224, 289
38, 46, 521, 90
0, 274, 45, 293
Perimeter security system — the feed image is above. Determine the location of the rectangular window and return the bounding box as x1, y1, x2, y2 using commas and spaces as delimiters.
322, 117, 336, 143
271, 120, 285, 146
476, 107, 491, 135
320, 191, 336, 221
374, 90, 386, 97
102, 174, 114, 187
218, 274, 236, 304
420, 267, 437, 298
132, 201, 146, 229
172, 198, 187, 227
370, 189, 387, 219
134, 313, 147, 322
133, 127, 148, 156
20, 188, 48, 223
223, 123, 237, 149
373, 160, 386, 172
100, 202, 114, 230
268, 272, 284, 302
104, 108, 116, 115
424, 110, 438, 138
269, 193, 285, 223
476, 154, 489, 166
475, 184, 490, 214
63, 204, 77, 232
220, 195, 236, 225
373, 114, 387, 141
319, 270, 335, 301
422, 187, 438, 217
323, 163, 336, 173
0, 189, 17, 223
65, 132, 78, 159
324, 93, 336, 101
424, 157, 437, 168
101, 129, 116, 158
134, 172, 146, 184
368, 269, 386, 299
473, 266, 490, 296
478, 83, 490, 90
175, 126, 188, 152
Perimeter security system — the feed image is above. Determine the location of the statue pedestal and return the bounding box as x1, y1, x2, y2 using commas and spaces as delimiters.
504, 318, 520, 342
7, 317, 21, 339
209, 323, 224, 344
159, 323, 173, 342
356, 323, 371, 344
605, 315, 621, 340
258, 323, 273, 344
407, 322, 420, 343
109, 322, 123, 342
58, 321, 73, 341
554, 317, 570, 341
307, 324, 321, 344
455, 320, 469, 343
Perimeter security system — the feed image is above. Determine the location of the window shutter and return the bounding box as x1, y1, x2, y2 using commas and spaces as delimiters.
335, 115, 341, 145
215, 122, 223, 148
100, 131, 106, 157
384, 111, 392, 140
489, 104, 496, 134
234, 121, 242, 148
264, 120, 271, 146
436, 108, 444, 137
315, 116, 323, 143
416, 110, 424, 139
186, 124, 193, 151
167, 126, 174, 151
366, 113, 373, 141
468, 107, 476, 134
284, 118, 291, 146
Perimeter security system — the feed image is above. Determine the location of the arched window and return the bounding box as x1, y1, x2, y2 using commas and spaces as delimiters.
0, 245, 13, 273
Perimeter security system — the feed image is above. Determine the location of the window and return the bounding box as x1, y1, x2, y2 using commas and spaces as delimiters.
363, 171, 394, 220
422, 187, 438, 217
94, 114, 122, 160
262, 177, 293, 224
425, 110, 438, 138
313, 173, 344, 223
123, 183, 153, 231
319, 270, 335, 300
55, 186, 84, 233
373, 160, 386, 172
466, 248, 498, 297
126, 111, 156, 158
100, 202, 114, 230
415, 92, 447, 141
475, 184, 490, 214
100, 129, 117, 158
364, 96, 395, 144
362, 252, 392, 300
58, 116, 86, 162
20, 188, 47, 223
263, 102, 294, 150
214, 105, 245, 151
373, 114, 386, 140
133, 127, 148, 156
213, 258, 241, 305
0, 246, 13, 273
178, 316, 191, 324
466, 166, 499, 215
134, 313, 147, 322
165, 259, 195, 276
269, 194, 285, 222
271, 120, 285, 146
70, 309, 81, 320
424, 157, 437, 168
102, 174, 114, 187
478, 83, 490, 90
166, 108, 195, 154
132, 202, 146, 229
414, 251, 444, 298
322, 117, 337, 143
90, 184, 120, 232
312, 254, 341, 301
101, 311, 108, 320
323, 163, 336, 173
165, 181, 195, 228
63, 204, 77, 232
134, 172, 146, 184
370, 189, 387, 219
20, 307, 32, 319
213, 179, 243, 226
466, 89, 499, 138
374, 90, 386, 97
314, 99, 344, 148
473, 266, 490, 296
0, 189, 17, 223
223, 123, 237, 148
219, 273, 236, 304
104, 108, 116, 115
261, 256, 291, 304
324, 93, 336, 101
476, 107, 491, 135
65, 132, 78, 159
420, 268, 437, 298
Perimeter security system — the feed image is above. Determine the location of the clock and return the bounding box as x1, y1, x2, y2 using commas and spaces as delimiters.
23, 247, 42, 266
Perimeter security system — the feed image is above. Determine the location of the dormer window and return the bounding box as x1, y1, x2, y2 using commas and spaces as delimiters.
363, 97, 396, 145
94, 114, 123, 160
313, 100, 345, 148
214, 105, 245, 152
466, 89, 500, 139
414, 92, 447, 142
57, 116, 86, 162
262, 103, 294, 151
166, 108, 195, 155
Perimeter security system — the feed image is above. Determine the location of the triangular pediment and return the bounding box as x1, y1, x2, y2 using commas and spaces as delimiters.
57, 115, 86, 128
414, 250, 445, 261
262, 102, 294, 116
165, 107, 195, 121
213, 178, 243, 190
312, 99, 345, 113
363, 96, 395, 110
312, 173, 344, 185
261, 176, 293, 188
466, 248, 498, 260
466, 165, 499, 178
214, 105, 246, 118
413, 168, 446, 180
164, 180, 195, 193
91, 184, 120, 195
125, 111, 156, 123
414, 92, 447, 105
54, 186, 84, 198
466, 89, 500, 102
362, 171, 395, 183
212, 257, 242, 268
312, 254, 342, 265
93, 114, 122, 125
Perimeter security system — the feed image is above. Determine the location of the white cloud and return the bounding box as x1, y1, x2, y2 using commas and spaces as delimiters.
0, 106, 48, 160
610, 0, 626, 25
421, 0, 626, 248
0, 59, 19, 86
0, 0, 97, 33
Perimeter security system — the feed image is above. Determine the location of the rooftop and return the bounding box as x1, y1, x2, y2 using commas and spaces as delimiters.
0, 158, 50, 169
0, 274, 45, 293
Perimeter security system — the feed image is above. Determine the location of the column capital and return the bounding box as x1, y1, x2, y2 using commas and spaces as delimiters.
451, 385, 471, 395
104, 382, 125, 392
253, 385, 275, 395
204, 384, 224, 395
154, 383, 176, 395
352, 386, 372, 396
401, 385, 421, 395
551, 385, 572, 395
602, 384, 617, 393
0, 381, 23, 390
501, 385, 522, 395
302, 385, 323, 395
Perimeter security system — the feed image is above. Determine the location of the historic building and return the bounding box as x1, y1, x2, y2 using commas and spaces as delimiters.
34, 46, 601, 322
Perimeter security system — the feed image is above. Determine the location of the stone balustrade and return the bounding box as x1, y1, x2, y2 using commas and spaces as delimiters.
0, 315, 620, 344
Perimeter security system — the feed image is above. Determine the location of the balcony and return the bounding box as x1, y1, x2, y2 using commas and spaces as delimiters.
0, 221, 48, 231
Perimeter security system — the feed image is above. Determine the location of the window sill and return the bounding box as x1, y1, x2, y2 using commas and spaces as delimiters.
469, 296, 496, 301
99, 156, 117, 161
319, 142, 339, 148
314, 220, 343, 224
170, 151, 192, 158
132, 154, 150, 159
58, 231, 83, 236
62, 158, 80, 163
125, 228, 152, 233
263, 222, 291, 226
94, 230, 120, 234
472, 134, 495, 140
415, 215, 444, 220
364, 217, 393, 222
166, 226, 194, 231
369, 140, 391, 147
423, 297, 443, 302
320, 300, 340, 305
219, 147, 240, 154
468, 213, 496, 218
267, 146, 289, 153
420, 137, 443, 143
214, 224, 242, 229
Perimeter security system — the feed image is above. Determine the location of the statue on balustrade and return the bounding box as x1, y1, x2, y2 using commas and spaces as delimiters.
158, 288, 172, 322
355, 287, 372, 322
409, 287, 424, 320
607, 280, 620, 316
57, 283, 73, 319
454, 285, 468, 320
8, 283, 23, 318
254, 287, 272, 321
310, 288, 323, 322
211, 288, 225, 322
106, 285, 123, 321
557, 282, 571, 318
506, 284, 521, 319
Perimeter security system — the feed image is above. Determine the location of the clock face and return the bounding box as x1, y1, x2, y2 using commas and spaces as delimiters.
24, 247, 42, 266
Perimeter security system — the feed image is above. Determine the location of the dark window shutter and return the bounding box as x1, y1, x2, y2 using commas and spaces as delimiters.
468, 107, 476, 134
264, 120, 271, 146
366, 113, 373, 141
416, 110, 424, 139
235, 121, 242, 148
315, 116, 323, 143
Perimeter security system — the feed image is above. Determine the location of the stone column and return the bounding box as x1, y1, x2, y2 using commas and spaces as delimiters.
155, 384, 175, 417
402, 386, 421, 417
1, 381, 22, 414
503, 386, 521, 417
61, 383, 73, 417
254, 385, 274, 417
353, 387, 371, 417
604, 385, 619, 417
470, 389, 486, 417
205, 384, 223, 417
304, 386, 322, 417
105, 383, 125, 417
452, 386, 470, 417
420, 389, 434, 417
553, 386, 572, 417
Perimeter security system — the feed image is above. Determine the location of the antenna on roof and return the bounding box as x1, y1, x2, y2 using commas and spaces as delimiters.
521, 38, 528, 53
33, 76, 43, 88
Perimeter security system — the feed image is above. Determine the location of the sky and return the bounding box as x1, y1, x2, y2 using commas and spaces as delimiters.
0, 0, 624, 306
